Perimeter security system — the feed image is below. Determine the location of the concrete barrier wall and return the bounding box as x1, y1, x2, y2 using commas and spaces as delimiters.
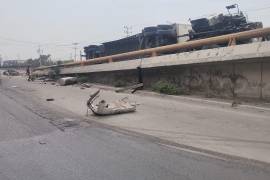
263, 62, 270, 99
83, 60, 270, 101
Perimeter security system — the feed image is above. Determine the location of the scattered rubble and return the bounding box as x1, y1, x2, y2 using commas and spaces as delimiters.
79, 83, 92, 90
87, 90, 136, 116
38, 140, 47, 145
232, 100, 242, 107
36, 76, 55, 84
50, 118, 79, 131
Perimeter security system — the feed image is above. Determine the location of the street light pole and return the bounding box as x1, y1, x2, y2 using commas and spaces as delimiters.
37, 45, 42, 66
124, 26, 132, 37
72, 43, 79, 62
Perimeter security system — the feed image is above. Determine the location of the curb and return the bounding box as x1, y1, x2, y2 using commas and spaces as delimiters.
88, 83, 270, 114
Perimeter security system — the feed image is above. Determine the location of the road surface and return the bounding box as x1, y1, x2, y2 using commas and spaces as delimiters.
0, 76, 270, 180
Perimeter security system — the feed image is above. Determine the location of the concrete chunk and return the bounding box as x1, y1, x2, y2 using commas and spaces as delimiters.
58, 77, 77, 86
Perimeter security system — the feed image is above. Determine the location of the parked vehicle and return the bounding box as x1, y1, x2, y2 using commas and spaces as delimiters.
3, 69, 20, 76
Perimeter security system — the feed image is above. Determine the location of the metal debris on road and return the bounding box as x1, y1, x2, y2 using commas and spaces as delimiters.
80, 83, 92, 88
39, 140, 47, 145
87, 90, 136, 116
115, 83, 143, 93
231, 100, 242, 107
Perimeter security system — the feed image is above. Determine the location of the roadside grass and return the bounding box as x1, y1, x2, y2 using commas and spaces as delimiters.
48, 67, 61, 80
152, 80, 180, 95
114, 80, 127, 87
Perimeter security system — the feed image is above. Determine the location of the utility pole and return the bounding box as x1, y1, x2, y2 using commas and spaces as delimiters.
0, 54, 2, 68
70, 53, 73, 60
16, 54, 21, 61
124, 26, 132, 37
72, 43, 79, 62
37, 45, 43, 66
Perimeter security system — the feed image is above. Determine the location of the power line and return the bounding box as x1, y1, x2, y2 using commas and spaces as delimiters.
0, 36, 86, 48
124, 26, 132, 37
246, 6, 270, 12
72, 42, 79, 61
0, 36, 39, 45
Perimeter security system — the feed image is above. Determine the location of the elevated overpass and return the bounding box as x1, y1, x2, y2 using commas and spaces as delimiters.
34, 28, 270, 100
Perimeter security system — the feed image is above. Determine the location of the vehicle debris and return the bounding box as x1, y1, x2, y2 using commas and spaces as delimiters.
231, 100, 242, 107
38, 140, 47, 145
115, 83, 144, 93
58, 77, 77, 86
87, 90, 136, 116
80, 83, 92, 88
46, 98, 55, 102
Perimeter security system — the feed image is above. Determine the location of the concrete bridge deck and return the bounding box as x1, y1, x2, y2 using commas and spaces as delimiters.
35, 41, 270, 100
55, 41, 270, 75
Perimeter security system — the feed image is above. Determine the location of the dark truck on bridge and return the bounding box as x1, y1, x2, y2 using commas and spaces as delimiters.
84, 4, 262, 60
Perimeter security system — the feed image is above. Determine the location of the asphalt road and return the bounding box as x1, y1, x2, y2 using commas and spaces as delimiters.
0, 76, 270, 180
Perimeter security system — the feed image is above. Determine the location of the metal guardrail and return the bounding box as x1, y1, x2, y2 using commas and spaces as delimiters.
35, 27, 270, 71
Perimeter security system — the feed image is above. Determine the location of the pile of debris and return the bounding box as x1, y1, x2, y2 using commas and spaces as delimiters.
35, 75, 139, 116
115, 83, 143, 93
87, 90, 137, 116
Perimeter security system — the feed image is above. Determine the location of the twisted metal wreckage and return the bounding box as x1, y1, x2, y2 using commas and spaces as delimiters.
87, 90, 137, 116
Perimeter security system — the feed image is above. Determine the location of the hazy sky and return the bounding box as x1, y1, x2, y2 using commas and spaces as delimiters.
0, 0, 269, 60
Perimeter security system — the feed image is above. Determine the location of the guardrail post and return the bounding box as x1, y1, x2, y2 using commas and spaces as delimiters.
228, 37, 236, 46
108, 57, 113, 63
151, 51, 157, 57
